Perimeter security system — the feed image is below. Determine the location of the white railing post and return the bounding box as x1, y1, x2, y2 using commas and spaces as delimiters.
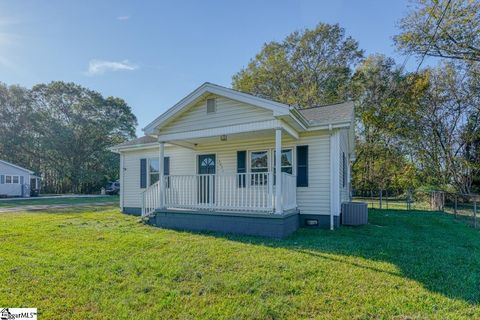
158, 141, 165, 209
275, 128, 283, 214
209, 174, 214, 207
268, 172, 274, 212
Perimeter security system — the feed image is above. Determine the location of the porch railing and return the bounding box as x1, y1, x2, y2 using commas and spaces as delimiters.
141, 172, 297, 216
141, 180, 161, 217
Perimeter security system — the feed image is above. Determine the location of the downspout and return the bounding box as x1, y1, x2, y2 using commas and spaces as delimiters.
329, 124, 336, 231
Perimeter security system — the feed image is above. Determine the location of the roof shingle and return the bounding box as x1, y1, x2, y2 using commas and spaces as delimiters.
297, 101, 354, 126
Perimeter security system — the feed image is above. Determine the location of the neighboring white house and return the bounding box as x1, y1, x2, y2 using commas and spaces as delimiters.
0, 160, 41, 198
111, 82, 354, 236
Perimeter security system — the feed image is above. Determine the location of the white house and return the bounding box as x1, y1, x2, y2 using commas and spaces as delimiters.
0, 160, 41, 198
111, 83, 354, 237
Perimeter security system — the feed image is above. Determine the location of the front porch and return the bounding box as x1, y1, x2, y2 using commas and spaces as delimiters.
141, 118, 301, 217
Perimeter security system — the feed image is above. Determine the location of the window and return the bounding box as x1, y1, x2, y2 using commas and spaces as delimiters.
274, 149, 293, 174
250, 150, 269, 185
250, 151, 268, 173
5, 175, 20, 184
148, 158, 159, 186
206, 98, 216, 114
147, 157, 170, 186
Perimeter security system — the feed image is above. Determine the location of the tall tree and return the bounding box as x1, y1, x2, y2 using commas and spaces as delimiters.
408, 62, 480, 193
395, 0, 480, 62
351, 55, 420, 194
0, 81, 137, 194
232, 23, 363, 107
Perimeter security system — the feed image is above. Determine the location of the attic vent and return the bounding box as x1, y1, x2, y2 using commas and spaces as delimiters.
206, 98, 216, 114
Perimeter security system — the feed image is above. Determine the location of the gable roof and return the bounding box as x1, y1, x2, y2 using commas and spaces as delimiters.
0, 160, 34, 174
143, 82, 291, 135
297, 102, 354, 127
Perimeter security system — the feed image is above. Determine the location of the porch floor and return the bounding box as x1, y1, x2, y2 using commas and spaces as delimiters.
147, 208, 300, 238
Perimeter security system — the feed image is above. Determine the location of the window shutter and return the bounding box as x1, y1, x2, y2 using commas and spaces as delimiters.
20, 176, 24, 185
164, 157, 170, 188
164, 157, 170, 175
296, 145, 308, 187
140, 158, 147, 188
0, 175, 4, 184
237, 151, 246, 188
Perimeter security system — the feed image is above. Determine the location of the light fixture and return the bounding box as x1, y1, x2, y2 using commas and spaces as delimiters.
220, 135, 227, 141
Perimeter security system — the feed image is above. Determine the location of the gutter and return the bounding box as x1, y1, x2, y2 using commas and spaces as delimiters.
109, 142, 161, 153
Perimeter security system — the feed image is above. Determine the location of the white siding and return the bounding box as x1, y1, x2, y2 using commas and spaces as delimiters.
122, 146, 195, 208
121, 130, 332, 215
160, 96, 274, 135
0, 162, 31, 197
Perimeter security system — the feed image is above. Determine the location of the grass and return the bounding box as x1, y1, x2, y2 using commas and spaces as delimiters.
1, 206, 479, 319
0, 195, 118, 208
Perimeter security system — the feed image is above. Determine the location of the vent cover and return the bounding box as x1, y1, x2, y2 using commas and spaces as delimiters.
207, 98, 216, 114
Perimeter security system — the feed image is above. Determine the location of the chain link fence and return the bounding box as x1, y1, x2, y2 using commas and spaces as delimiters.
352, 189, 478, 228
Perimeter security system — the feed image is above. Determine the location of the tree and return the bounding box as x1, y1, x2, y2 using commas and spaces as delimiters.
0, 81, 137, 194
351, 55, 420, 195
407, 62, 480, 193
395, 0, 480, 62
232, 23, 363, 107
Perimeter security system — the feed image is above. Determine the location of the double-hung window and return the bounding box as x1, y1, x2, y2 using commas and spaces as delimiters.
274, 149, 293, 174
250, 150, 269, 185
148, 158, 159, 186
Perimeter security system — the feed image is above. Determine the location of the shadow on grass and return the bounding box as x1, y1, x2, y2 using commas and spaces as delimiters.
205, 209, 480, 304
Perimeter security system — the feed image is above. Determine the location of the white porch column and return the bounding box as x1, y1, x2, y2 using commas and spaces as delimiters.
158, 141, 165, 209
275, 128, 283, 214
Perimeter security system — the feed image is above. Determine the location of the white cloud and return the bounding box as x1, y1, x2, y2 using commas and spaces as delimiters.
86, 59, 138, 76
117, 15, 130, 21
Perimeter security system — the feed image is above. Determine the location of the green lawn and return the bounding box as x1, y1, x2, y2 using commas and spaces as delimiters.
0, 195, 118, 208
1, 206, 479, 319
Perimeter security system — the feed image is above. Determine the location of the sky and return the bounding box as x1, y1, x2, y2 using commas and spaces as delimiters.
0, 0, 420, 136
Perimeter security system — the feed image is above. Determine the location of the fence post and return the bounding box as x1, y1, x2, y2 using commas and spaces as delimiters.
454, 195, 458, 219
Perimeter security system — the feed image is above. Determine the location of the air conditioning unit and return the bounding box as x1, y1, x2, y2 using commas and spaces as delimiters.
341, 202, 368, 226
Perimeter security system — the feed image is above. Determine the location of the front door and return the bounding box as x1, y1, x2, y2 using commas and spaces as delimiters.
198, 154, 216, 204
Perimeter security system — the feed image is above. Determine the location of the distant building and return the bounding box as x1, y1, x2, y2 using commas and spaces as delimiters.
0, 160, 41, 197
